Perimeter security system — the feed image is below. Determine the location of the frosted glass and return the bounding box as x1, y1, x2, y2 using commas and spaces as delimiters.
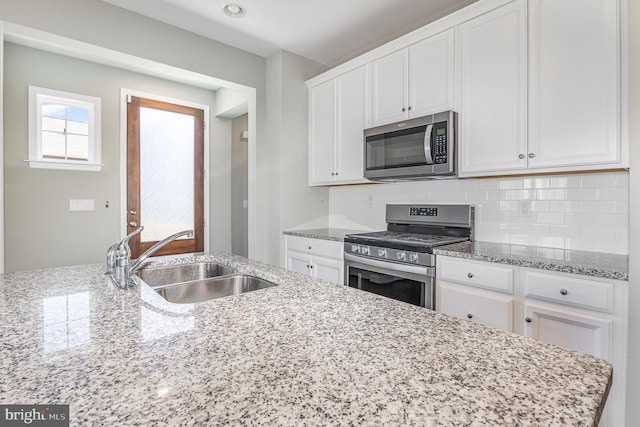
140, 107, 194, 242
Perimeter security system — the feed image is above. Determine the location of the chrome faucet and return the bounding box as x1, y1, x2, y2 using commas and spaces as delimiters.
107, 227, 194, 289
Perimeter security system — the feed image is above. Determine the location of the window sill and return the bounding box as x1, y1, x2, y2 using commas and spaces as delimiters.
26, 160, 102, 172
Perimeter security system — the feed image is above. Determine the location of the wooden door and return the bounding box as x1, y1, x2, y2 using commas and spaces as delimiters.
127, 96, 204, 258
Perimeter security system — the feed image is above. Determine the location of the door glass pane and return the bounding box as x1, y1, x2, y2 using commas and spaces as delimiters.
139, 107, 194, 242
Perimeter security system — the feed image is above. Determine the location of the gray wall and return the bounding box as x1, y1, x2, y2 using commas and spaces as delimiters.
231, 114, 248, 257
627, 0, 639, 423
3, 42, 226, 272
264, 50, 329, 267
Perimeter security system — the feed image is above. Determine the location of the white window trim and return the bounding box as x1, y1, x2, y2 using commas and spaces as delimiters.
28, 86, 102, 171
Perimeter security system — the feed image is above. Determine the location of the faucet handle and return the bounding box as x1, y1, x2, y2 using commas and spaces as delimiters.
121, 226, 144, 244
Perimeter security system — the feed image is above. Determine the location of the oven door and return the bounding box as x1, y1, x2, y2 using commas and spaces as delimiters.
344, 253, 435, 309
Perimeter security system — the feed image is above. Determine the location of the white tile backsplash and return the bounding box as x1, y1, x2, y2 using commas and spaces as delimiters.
328, 171, 629, 255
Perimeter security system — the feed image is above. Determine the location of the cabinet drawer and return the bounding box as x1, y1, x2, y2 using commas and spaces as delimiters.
438, 257, 514, 294
439, 282, 514, 332
523, 271, 613, 313
286, 235, 343, 260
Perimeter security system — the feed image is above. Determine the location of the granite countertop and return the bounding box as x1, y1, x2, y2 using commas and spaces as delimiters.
0, 253, 611, 426
434, 241, 629, 281
283, 228, 368, 242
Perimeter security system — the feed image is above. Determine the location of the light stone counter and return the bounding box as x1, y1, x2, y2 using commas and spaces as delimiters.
283, 228, 368, 242
434, 241, 629, 281
0, 253, 611, 426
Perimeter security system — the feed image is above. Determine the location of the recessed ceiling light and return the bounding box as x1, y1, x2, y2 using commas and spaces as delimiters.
223, 4, 246, 18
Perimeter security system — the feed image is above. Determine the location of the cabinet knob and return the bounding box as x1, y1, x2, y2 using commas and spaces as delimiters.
308, 246, 312, 250
467, 272, 474, 278
408, 106, 412, 111
525, 317, 532, 323
560, 289, 568, 296
309, 265, 313, 269
518, 154, 525, 159
402, 107, 406, 112
528, 153, 535, 158
467, 313, 473, 319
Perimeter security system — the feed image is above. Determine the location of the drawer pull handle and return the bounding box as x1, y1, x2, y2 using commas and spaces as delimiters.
308, 246, 312, 250
560, 289, 568, 295
467, 273, 474, 278
467, 313, 473, 319
525, 317, 532, 323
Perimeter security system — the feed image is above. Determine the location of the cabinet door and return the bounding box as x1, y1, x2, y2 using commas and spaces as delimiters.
439, 281, 514, 332
524, 300, 612, 360
528, 0, 620, 169
286, 250, 312, 276
312, 255, 344, 285
309, 80, 336, 185
335, 66, 368, 184
409, 29, 454, 118
458, 0, 528, 176
371, 49, 409, 126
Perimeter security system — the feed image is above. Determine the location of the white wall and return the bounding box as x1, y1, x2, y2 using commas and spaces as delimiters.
626, 0, 639, 422
330, 172, 629, 254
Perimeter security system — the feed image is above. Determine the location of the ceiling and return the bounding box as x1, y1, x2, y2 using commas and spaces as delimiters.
101, 0, 478, 67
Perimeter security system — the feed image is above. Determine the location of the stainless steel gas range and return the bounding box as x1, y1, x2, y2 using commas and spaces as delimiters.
344, 204, 474, 309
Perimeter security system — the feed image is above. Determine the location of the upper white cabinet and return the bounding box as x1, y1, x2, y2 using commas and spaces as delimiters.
458, 0, 528, 175
309, 66, 369, 186
371, 29, 455, 127
527, 0, 622, 169
459, 0, 626, 177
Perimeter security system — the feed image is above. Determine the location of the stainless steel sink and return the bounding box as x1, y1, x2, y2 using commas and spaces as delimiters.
136, 262, 238, 288
155, 274, 277, 304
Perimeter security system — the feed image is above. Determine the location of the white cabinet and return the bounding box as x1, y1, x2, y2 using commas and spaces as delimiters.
436, 255, 628, 427
523, 301, 612, 360
371, 29, 454, 127
439, 282, 514, 332
527, 0, 623, 169
459, 0, 626, 177
285, 235, 344, 284
438, 257, 515, 332
458, 0, 528, 175
309, 66, 369, 186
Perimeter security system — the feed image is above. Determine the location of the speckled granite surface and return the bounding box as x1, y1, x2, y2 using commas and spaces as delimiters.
283, 228, 368, 242
434, 241, 629, 281
0, 252, 612, 426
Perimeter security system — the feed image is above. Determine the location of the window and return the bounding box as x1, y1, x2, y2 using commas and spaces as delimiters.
28, 86, 102, 171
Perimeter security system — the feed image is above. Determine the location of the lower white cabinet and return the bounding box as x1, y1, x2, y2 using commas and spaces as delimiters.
285, 235, 344, 284
436, 255, 628, 427
439, 282, 514, 332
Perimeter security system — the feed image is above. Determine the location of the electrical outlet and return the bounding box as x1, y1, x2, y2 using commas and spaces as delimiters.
518, 200, 531, 217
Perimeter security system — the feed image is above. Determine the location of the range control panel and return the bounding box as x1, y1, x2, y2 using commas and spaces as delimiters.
410, 207, 438, 217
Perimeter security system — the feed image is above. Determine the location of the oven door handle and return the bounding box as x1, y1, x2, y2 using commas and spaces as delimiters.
344, 253, 431, 276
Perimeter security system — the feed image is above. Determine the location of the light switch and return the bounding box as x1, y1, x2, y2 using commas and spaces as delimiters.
70, 199, 95, 211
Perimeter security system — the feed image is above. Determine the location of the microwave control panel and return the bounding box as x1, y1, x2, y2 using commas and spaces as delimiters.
433, 121, 448, 164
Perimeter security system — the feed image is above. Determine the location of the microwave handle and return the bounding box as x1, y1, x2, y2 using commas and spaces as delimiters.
423, 124, 435, 165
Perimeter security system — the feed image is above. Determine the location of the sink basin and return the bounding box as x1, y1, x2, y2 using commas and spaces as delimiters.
136, 262, 237, 288
155, 274, 277, 304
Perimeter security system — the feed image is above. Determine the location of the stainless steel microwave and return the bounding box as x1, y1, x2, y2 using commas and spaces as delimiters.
364, 111, 457, 181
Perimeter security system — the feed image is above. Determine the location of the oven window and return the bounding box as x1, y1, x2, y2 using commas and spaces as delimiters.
366, 126, 427, 170
347, 266, 425, 307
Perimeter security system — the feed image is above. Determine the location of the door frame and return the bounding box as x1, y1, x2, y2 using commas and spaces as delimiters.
120, 89, 210, 253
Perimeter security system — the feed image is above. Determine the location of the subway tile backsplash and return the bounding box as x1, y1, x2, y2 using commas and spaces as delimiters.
328, 171, 629, 255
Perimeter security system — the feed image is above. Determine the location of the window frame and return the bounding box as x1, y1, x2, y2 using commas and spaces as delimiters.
28, 86, 102, 171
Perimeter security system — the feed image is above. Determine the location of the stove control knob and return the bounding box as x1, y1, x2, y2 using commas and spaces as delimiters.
378, 249, 387, 257
361, 246, 370, 256
351, 245, 359, 253
396, 252, 406, 261
409, 253, 419, 263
